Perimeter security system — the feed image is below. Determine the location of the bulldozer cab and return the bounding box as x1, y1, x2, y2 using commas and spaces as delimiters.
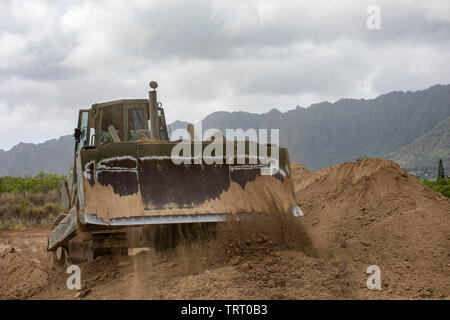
70, 98, 170, 200
90, 100, 150, 145
74, 99, 169, 150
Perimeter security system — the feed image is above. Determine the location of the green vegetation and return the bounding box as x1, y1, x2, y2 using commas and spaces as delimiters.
422, 159, 449, 198
423, 178, 450, 199
0, 172, 63, 229
388, 117, 450, 179
0, 171, 61, 194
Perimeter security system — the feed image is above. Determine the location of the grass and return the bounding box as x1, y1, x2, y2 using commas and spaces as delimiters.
422, 178, 450, 199
0, 190, 62, 230
0, 171, 61, 193
0, 172, 64, 230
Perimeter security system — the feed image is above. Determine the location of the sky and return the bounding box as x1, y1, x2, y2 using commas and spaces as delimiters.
0, 0, 449, 150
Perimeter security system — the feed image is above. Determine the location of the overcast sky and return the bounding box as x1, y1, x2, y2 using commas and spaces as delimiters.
0, 0, 449, 150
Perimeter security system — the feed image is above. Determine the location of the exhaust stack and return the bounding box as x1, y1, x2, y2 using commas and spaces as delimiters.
149, 81, 160, 140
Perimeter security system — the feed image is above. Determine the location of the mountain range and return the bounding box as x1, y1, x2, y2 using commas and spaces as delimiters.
1, 84, 449, 178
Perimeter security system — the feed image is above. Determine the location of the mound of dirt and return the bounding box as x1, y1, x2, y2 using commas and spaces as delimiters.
290, 162, 315, 188
0, 251, 49, 299
293, 158, 450, 298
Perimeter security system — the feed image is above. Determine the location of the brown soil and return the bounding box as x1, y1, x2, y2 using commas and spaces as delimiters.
0, 158, 449, 300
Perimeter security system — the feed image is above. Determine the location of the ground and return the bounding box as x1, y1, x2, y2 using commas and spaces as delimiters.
0, 158, 449, 300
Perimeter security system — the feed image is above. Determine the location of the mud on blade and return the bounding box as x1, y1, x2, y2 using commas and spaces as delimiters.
77, 141, 297, 225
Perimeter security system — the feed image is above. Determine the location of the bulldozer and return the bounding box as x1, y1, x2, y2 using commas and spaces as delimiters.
48, 81, 303, 263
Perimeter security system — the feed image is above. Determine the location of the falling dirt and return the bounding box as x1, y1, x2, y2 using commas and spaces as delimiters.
0, 158, 449, 300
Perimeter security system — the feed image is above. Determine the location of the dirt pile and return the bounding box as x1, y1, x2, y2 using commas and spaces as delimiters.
0, 251, 49, 299
293, 158, 450, 298
290, 162, 315, 188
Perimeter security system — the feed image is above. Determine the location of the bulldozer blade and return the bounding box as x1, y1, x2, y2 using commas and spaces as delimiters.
77, 141, 299, 226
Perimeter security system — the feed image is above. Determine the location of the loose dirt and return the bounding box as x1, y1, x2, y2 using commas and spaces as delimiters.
0, 158, 449, 299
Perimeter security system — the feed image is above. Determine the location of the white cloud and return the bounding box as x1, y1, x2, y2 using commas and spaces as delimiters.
0, 0, 449, 150
0, 32, 31, 69
417, 0, 450, 23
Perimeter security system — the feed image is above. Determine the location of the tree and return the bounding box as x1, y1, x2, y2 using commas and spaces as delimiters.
437, 158, 445, 181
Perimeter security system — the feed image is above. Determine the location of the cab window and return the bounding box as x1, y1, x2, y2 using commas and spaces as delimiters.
76, 110, 89, 151
100, 105, 124, 144
128, 107, 147, 140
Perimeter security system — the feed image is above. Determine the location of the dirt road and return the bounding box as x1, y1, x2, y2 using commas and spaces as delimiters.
1, 159, 449, 299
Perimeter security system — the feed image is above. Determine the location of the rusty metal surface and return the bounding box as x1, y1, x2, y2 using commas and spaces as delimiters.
139, 160, 230, 210
47, 209, 78, 251
77, 141, 296, 224
84, 213, 234, 226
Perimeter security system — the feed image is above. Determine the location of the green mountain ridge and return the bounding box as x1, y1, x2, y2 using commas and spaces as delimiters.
387, 116, 450, 178
192, 84, 450, 173
1, 84, 449, 178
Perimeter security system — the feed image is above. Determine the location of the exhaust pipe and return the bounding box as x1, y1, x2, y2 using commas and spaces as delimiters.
149, 81, 160, 140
